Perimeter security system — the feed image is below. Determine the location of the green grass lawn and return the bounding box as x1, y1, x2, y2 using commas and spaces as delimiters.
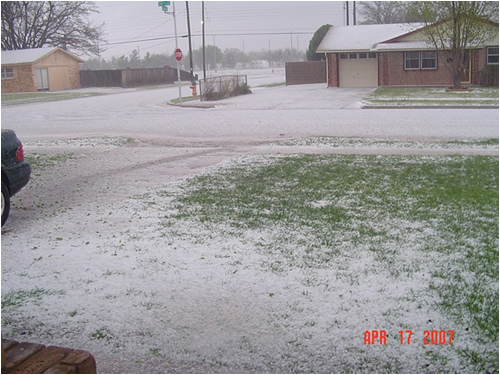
1, 91, 104, 105
169, 95, 199, 104
159, 153, 498, 372
364, 87, 499, 107
276, 137, 499, 150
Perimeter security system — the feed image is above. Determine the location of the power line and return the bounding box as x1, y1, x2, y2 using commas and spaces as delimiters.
94, 2, 344, 58
103, 30, 316, 47
105, 35, 177, 46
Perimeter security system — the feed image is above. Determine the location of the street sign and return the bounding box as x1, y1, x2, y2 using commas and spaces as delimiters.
174, 48, 183, 61
158, 1, 170, 12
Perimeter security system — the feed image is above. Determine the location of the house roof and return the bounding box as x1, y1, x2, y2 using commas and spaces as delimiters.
316, 23, 425, 53
374, 41, 433, 51
317, 20, 499, 53
1, 47, 83, 65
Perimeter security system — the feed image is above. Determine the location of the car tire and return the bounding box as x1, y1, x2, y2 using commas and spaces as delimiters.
2, 180, 10, 227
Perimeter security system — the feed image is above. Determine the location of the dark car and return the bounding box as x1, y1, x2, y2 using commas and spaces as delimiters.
2, 129, 31, 226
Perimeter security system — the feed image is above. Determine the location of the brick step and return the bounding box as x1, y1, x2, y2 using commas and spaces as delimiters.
2, 338, 96, 374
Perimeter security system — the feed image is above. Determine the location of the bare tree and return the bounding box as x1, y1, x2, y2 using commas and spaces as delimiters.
358, 1, 416, 24
410, 1, 498, 89
1, 1, 105, 56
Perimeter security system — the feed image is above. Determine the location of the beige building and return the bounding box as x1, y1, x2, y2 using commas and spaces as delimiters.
1, 47, 83, 93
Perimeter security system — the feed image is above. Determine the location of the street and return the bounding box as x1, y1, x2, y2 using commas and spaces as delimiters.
2, 84, 498, 144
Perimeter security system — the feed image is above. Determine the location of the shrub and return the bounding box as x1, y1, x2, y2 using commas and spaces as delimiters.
232, 82, 252, 96
201, 75, 251, 101
479, 65, 499, 87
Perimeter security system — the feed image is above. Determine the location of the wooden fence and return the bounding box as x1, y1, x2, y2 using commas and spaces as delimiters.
80, 66, 194, 88
285, 61, 326, 86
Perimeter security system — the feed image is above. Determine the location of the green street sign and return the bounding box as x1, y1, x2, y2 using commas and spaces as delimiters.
158, 2, 170, 12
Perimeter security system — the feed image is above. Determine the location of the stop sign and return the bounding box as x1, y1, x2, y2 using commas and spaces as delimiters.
174, 48, 183, 61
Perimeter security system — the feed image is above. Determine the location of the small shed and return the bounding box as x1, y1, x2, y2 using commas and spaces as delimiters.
1, 47, 83, 93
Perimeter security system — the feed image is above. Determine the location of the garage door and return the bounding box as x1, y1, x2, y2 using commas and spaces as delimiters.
339, 52, 378, 87
48, 66, 70, 91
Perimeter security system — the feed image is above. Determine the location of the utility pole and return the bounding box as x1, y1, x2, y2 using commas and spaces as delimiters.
353, 1, 356, 25
213, 36, 217, 72
346, 1, 349, 26
186, 1, 194, 83
172, 2, 182, 104
268, 40, 271, 68
202, 1, 206, 81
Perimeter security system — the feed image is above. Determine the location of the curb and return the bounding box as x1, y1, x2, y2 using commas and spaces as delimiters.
362, 105, 499, 110
168, 98, 216, 109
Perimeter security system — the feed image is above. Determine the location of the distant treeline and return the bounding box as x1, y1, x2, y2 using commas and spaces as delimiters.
82, 46, 305, 70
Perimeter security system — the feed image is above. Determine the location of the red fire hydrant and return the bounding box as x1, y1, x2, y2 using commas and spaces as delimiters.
190, 81, 197, 96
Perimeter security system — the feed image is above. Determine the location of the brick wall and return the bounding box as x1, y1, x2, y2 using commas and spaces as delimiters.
378, 51, 452, 86
285, 61, 326, 86
378, 53, 388, 87
326, 53, 339, 87
1, 65, 36, 93
68, 64, 81, 89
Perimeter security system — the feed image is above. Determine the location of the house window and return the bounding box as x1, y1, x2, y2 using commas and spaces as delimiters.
359, 52, 367, 59
405, 51, 437, 70
1, 67, 14, 79
368, 52, 376, 58
405, 52, 421, 70
421, 51, 437, 69
340, 53, 347, 59
349, 53, 357, 59
487, 46, 499, 64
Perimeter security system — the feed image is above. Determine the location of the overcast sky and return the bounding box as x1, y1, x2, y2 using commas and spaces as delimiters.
91, 1, 350, 59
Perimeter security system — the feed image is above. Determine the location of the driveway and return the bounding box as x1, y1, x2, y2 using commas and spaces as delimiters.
1, 83, 498, 373
215, 84, 373, 110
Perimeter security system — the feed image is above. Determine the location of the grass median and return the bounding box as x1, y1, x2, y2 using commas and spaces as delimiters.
1, 91, 103, 106
363, 87, 499, 107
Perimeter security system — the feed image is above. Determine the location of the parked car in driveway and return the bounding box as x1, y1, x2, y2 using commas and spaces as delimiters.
2, 129, 31, 226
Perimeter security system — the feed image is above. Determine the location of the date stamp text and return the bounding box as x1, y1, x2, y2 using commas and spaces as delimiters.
364, 330, 454, 345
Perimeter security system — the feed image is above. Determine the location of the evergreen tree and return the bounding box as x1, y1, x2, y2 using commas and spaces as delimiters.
306, 24, 331, 61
